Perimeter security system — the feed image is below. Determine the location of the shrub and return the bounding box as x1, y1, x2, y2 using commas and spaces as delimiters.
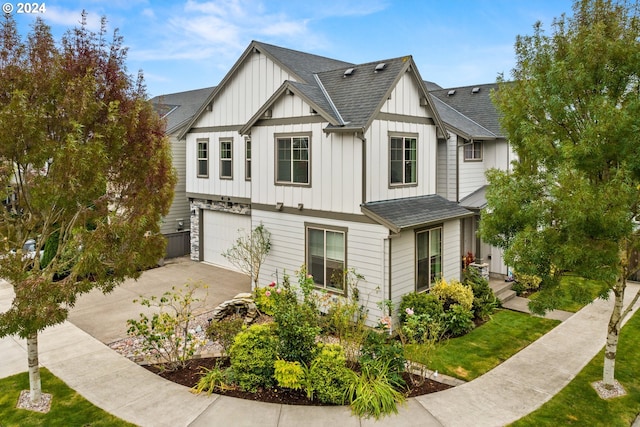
344, 358, 406, 420
306, 344, 352, 404
254, 285, 277, 315
443, 304, 475, 337
430, 278, 474, 311
228, 324, 278, 392
274, 359, 305, 390
191, 364, 231, 395
398, 292, 444, 324
514, 272, 542, 293
463, 267, 499, 321
126, 282, 206, 371
401, 311, 444, 344
360, 331, 405, 388
206, 317, 245, 356
273, 287, 320, 364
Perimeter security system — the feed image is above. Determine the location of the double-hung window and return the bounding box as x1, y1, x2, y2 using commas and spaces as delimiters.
464, 140, 483, 161
390, 135, 417, 185
197, 139, 209, 177
220, 139, 232, 179
307, 225, 346, 292
245, 138, 251, 181
416, 227, 442, 292
276, 135, 310, 185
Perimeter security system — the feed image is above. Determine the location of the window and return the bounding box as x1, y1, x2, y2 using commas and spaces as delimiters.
307, 226, 346, 292
220, 139, 232, 179
245, 138, 251, 181
416, 227, 442, 292
464, 141, 483, 161
390, 136, 417, 185
276, 135, 309, 185
197, 139, 208, 177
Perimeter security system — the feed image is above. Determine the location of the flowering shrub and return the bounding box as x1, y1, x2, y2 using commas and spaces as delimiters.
430, 278, 474, 311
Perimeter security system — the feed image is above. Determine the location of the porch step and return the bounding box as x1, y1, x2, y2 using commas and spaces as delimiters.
489, 279, 517, 304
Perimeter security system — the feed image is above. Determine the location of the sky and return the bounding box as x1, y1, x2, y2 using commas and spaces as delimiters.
7, 0, 576, 98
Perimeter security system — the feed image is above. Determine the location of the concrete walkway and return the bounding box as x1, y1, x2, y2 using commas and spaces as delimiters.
1, 265, 640, 426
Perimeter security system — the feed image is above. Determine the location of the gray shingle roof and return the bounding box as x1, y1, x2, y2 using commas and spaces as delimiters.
459, 185, 488, 210
151, 87, 215, 134
361, 195, 473, 233
316, 56, 411, 130
431, 96, 497, 140
430, 83, 504, 137
254, 41, 353, 85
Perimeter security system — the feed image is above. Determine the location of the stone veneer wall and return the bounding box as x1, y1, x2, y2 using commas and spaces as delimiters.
189, 198, 251, 261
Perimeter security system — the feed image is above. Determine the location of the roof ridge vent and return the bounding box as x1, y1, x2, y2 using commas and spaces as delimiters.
374, 63, 386, 72
343, 68, 355, 77
447, 89, 456, 96
471, 87, 481, 94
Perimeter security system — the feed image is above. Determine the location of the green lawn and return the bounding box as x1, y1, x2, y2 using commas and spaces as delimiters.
512, 308, 640, 426
0, 368, 136, 427
406, 309, 560, 381
529, 275, 607, 313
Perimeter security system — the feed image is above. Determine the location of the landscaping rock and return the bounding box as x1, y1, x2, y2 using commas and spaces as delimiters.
208, 293, 258, 324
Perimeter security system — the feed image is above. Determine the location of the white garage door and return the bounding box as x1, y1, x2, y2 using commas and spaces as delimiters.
202, 210, 251, 271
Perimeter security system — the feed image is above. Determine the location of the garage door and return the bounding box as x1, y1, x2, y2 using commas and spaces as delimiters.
202, 210, 251, 271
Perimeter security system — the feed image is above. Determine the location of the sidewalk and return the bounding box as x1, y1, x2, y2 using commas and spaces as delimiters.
1, 272, 639, 426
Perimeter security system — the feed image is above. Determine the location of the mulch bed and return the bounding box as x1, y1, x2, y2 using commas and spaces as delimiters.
144, 357, 451, 405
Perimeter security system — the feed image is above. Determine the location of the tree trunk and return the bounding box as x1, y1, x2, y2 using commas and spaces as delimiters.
603, 279, 625, 386
27, 332, 42, 404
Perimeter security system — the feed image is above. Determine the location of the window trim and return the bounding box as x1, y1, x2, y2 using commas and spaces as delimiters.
463, 140, 483, 162
197, 138, 209, 178
305, 222, 347, 295
274, 132, 312, 187
415, 225, 443, 292
219, 138, 233, 179
245, 137, 251, 181
389, 133, 419, 188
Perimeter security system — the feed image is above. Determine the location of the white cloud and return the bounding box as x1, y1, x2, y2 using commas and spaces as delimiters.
40, 6, 103, 31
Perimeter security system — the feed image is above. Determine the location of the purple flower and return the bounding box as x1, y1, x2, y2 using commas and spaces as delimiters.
405, 307, 414, 316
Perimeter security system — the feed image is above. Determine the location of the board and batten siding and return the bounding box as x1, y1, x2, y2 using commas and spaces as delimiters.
160, 136, 190, 235
436, 134, 458, 201
249, 93, 363, 214
251, 209, 390, 326
185, 131, 251, 198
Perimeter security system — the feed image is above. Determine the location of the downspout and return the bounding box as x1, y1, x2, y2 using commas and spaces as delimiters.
362, 135, 367, 205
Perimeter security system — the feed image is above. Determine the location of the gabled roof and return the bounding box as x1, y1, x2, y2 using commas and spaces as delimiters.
150, 87, 215, 135
177, 41, 352, 140
431, 96, 497, 140
361, 195, 473, 234
239, 81, 342, 135
430, 83, 504, 137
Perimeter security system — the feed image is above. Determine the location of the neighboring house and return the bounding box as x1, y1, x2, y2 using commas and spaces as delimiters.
150, 87, 215, 258
179, 41, 473, 324
430, 84, 515, 278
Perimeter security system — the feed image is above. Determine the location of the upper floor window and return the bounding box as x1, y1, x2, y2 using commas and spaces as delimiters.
197, 139, 208, 177
464, 141, 483, 161
220, 139, 232, 179
390, 136, 417, 186
276, 135, 309, 185
245, 138, 251, 181
307, 225, 346, 293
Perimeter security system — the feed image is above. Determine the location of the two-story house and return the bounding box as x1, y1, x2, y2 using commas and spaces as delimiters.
179, 41, 476, 323
431, 84, 515, 278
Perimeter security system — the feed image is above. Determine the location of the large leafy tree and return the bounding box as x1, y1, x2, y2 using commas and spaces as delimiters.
0, 14, 176, 404
481, 0, 640, 389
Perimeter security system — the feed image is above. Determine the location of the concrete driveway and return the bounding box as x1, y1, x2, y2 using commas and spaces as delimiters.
67, 257, 251, 344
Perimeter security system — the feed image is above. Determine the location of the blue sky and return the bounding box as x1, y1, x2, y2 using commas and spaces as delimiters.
9, 0, 575, 97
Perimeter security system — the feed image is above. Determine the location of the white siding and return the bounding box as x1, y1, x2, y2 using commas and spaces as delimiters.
251, 209, 389, 326
442, 220, 462, 280
161, 136, 190, 235
250, 94, 363, 214
380, 73, 433, 118
390, 231, 414, 309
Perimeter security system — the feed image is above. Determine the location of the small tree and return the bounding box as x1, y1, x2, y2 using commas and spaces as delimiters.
222, 222, 271, 288
482, 0, 640, 391
0, 14, 175, 404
